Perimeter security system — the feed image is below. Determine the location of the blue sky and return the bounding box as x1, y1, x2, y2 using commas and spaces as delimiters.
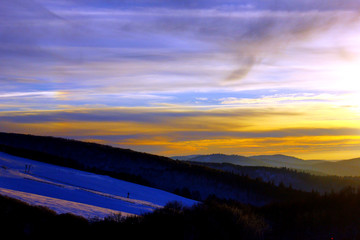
1, 0, 360, 159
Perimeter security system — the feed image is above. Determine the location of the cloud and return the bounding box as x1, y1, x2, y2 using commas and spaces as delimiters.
0, 91, 58, 98
0, 106, 298, 124
2, 0, 360, 90
1, 104, 356, 140
43, 0, 360, 11
1, 103, 359, 158
220, 93, 337, 105
1, 0, 360, 159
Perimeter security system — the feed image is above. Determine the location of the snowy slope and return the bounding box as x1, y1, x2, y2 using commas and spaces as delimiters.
0, 151, 197, 218
0, 188, 125, 219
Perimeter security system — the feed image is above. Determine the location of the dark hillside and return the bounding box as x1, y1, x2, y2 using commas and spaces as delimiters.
0, 132, 309, 205
3, 188, 360, 240
0, 194, 88, 239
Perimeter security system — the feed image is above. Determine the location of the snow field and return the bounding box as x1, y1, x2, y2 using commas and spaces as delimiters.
0, 151, 197, 218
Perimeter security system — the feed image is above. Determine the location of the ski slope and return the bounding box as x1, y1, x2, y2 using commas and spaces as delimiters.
0, 151, 197, 219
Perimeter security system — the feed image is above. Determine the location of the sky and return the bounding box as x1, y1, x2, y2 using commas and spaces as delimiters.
1, 0, 360, 160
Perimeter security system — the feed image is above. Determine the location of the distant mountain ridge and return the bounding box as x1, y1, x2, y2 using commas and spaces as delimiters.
181, 154, 256, 165
250, 154, 305, 164
172, 154, 360, 176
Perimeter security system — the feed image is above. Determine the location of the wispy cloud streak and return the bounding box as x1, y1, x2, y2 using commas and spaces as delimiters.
1, 0, 360, 159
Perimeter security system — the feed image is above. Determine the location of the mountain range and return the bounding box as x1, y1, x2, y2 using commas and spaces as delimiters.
172, 154, 360, 176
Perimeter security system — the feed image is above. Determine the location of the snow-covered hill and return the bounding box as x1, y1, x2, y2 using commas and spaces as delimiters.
0, 151, 197, 219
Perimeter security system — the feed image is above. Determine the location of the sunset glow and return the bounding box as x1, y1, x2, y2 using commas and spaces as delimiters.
1, 0, 360, 160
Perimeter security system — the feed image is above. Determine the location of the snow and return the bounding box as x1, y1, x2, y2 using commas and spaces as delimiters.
0, 151, 197, 219
0, 188, 130, 219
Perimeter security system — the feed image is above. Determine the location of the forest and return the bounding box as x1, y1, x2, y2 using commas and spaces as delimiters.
189, 161, 360, 193
2, 188, 360, 239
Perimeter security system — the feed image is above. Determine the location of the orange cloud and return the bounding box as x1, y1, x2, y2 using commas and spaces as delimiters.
0, 104, 359, 160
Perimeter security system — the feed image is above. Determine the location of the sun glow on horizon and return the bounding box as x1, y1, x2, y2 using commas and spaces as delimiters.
1, 0, 360, 160
330, 57, 360, 112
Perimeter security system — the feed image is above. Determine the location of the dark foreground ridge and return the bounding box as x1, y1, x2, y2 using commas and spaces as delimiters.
0, 132, 308, 205
2, 189, 360, 240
